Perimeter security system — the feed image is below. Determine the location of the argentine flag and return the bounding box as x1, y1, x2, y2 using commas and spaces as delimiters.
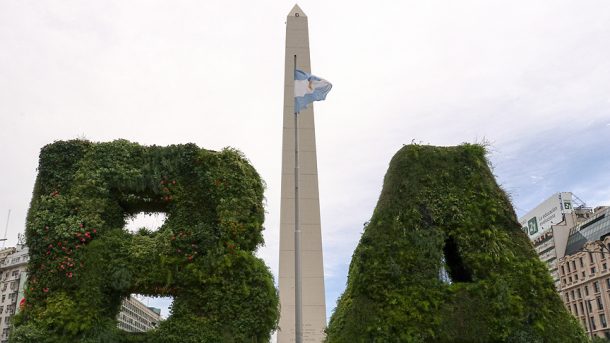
294, 69, 332, 113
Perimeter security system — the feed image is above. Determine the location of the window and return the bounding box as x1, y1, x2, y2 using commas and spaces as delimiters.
580, 302, 585, 314
604, 263, 608, 271
592, 267, 597, 275
592, 317, 598, 330
595, 281, 601, 293
573, 260, 577, 271
591, 252, 595, 264
565, 292, 570, 301
575, 274, 579, 281
562, 265, 566, 275
580, 257, 585, 268
586, 286, 590, 296
598, 297, 604, 310
568, 263, 572, 272
588, 300, 594, 312
577, 289, 582, 299
602, 314, 608, 328
607, 278, 610, 289
572, 290, 576, 299
569, 276, 573, 283
573, 304, 578, 315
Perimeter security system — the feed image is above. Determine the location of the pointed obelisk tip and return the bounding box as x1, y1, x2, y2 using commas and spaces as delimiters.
288, 4, 307, 17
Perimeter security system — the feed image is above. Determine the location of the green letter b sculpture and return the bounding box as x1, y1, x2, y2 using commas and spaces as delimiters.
13, 140, 279, 343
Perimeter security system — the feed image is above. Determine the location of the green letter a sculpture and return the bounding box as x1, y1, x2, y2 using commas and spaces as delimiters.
326, 144, 586, 343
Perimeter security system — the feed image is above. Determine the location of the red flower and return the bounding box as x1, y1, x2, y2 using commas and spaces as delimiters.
43, 288, 49, 293
92, 229, 97, 234
66, 272, 73, 278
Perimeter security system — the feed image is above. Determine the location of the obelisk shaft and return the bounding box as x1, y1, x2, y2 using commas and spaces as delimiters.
278, 5, 327, 343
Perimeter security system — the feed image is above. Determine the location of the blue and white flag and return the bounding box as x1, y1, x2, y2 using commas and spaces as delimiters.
294, 69, 332, 113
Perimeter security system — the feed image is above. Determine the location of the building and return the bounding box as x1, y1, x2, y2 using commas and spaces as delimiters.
0, 239, 161, 340
117, 295, 161, 332
0, 244, 28, 343
559, 207, 610, 338
518, 192, 594, 288
277, 5, 327, 342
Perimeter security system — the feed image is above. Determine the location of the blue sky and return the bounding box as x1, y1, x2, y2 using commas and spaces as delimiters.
1, 0, 610, 334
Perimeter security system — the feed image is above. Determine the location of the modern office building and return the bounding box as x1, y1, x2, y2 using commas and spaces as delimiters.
518, 192, 593, 288
558, 206, 610, 338
117, 295, 161, 332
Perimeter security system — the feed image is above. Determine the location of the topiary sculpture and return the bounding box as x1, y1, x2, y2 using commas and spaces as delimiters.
325, 144, 586, 343
12, 139, 279, 343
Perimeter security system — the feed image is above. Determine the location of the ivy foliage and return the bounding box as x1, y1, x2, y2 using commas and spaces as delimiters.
12, 139, 279, 343
325, 144, 587, 343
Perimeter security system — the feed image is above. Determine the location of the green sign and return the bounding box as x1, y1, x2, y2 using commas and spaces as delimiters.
528, 217, 539, 235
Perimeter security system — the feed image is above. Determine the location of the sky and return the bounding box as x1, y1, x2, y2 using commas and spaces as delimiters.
1, 0, 610, 335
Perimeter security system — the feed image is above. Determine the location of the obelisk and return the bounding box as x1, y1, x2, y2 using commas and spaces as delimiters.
278, 4, 326, 342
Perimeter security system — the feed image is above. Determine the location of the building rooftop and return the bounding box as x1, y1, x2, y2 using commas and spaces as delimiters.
565, 207, 610, 256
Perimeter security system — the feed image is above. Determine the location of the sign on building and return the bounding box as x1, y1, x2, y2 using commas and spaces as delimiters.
518, 192, 573, 240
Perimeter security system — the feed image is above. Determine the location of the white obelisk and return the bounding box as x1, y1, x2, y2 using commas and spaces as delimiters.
278, 4, 326, 343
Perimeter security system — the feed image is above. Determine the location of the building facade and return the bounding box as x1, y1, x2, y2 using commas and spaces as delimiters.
117, 295, 161, 332
518, 192, 593, 288
0, 245, 28, 343
559, 207, 610, 338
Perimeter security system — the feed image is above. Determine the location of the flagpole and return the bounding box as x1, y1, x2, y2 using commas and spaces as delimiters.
294, 54, 303, 343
